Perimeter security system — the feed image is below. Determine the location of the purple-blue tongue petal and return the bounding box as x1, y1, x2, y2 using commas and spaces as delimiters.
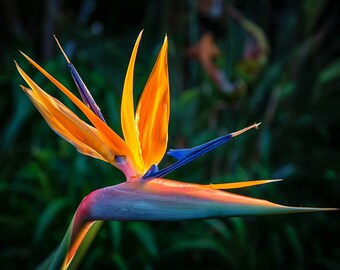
68, 63, 106, 122
143, 133, 232, 179
55, 36, 106, 122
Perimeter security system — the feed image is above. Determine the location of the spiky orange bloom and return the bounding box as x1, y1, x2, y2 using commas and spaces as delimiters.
16, 32, 335, 269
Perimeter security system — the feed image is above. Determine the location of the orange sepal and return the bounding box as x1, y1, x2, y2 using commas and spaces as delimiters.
136, 36, 170, 170
16, 62, 117, 163
18, 52, 130, 158
121, 31, 144, 173
204, 179, 282, 190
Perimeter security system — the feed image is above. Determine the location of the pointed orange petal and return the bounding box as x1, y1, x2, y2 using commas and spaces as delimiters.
136, 36, 170, 170
18, 54, 130, 158
121, 31, 144, 173
24, 87, 107, 161
205, 179, 282, 190
16, 63, 116, 163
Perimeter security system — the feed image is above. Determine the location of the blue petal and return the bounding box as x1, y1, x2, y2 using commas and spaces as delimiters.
167, 148, 190, 160
143, 133, 232, 179
68, 63, 106, 123
143, 164, 159, 179
54, 36, 106, 122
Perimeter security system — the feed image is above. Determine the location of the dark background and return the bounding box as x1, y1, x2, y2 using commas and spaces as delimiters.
1, 0, 339, 269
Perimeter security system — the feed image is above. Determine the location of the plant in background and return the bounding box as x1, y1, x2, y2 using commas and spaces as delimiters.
15, 32, 336, 269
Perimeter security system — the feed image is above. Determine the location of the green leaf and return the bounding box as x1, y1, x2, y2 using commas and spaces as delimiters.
109, 221, 122, 251
319, 59, 340, 84
128, 222, 158, 257
33, 198, 69, 243
203, 219, 231, 240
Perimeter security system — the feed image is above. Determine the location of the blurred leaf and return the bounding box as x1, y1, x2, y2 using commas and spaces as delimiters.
1, 92, 31, 151
128, 222, 158, 258
109, 221, 122, 251
318, 59, 340, 84
33, 198, 69, 243
230, 218, 246, 246
284, 225, 304, 260
303, 0, 328, 33
111, 252, 129, 270
203, 219, 231, 240
164, 238, 229, 260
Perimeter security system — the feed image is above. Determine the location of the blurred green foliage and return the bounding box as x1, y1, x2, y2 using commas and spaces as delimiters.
1, 0, 339, 269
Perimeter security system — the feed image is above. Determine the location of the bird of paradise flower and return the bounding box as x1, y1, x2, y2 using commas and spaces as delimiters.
15, 32, 336, 269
